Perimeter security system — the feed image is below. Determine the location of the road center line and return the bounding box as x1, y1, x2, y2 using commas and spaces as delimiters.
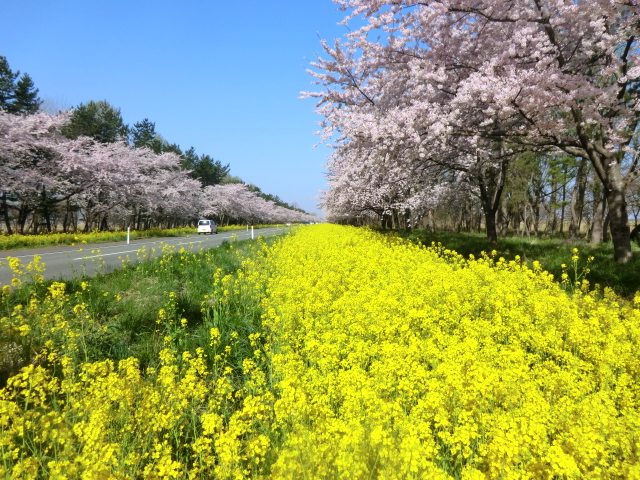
73, 250, 142, 260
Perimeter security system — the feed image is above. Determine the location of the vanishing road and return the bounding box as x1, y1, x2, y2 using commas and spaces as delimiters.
0, 226, 291, 286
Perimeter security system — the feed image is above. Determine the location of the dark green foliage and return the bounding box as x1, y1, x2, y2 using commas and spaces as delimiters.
180, 146, 200, 170
10, 74, 41, 114
62, 100, 129, 143
130, 118, 182, 155
179, 147, 230, 187
0, 57, 18, 110
191, 154, 230, 187
161, 141, 182, 156
0, 56, 41, 114
130, 118, 160, 151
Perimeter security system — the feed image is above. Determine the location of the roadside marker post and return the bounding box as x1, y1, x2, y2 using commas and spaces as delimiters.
127, 227, 130, 245
251, 226, 254, 239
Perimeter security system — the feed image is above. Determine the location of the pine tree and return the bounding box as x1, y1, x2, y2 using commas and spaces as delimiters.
0, 57, 42, 114
62, 100, 128, 143
192, 155, 230, 187
9, 73, 42, 114
131, 118, 157, 149
0, 56, 20, 111
180, 147, 200, 171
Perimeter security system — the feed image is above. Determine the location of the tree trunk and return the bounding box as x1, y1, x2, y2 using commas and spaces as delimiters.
62, 208, 69, 233
41, 187, 52, 233
382, 213, 392, 229
17, 203, 30, 235
549, 181, 558, 234
1, 193, 13, 235
606, 188, 632, 262
484, 212, 497, 243
477, 156, 508, 245
603, 212, 611, 243
575, 126, 634, 261
498, 198, 509, 236
591, 191, 606, 244
560, 165, 567, 234
569, 157, 588, 238
523, 205, 532, 238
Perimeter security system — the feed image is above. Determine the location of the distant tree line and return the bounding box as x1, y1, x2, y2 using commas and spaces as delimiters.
0, 56, 317, 234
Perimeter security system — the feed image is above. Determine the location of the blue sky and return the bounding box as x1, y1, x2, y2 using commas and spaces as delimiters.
1, 0, 351, 217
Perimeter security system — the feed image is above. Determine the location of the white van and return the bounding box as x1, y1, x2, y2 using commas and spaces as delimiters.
197, 219, 218, 234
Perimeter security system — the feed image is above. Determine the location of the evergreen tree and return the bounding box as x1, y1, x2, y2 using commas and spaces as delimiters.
0, 57, 19, 111
62, 100, 128, 143
0, 56, 41, 114
181, 147, 230, 187
193, 155, 230, 187
10, 74, 42, 114
161, 141, 182, 156
131, 120, 182, 155
131, 118, 157, 149
178, 148, 230, 186
180, 147, 199, 171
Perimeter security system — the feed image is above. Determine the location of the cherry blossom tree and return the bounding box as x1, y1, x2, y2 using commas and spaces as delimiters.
68, 143, 203, 230
0, 113, 203, 232
2, 111, 315, 233
0, 111, 78, 233
203, 183, 318, 225
310, 0, 640, 261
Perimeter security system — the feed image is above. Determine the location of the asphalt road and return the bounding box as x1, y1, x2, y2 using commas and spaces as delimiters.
0, 226, 290, 286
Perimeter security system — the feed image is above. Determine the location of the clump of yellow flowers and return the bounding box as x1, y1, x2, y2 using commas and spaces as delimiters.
1, 248, 274, 479
2, 224, 640, 479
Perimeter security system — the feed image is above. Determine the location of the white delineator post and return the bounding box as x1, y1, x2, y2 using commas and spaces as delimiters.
127, 227, 130, 245
251, 226, 254, 239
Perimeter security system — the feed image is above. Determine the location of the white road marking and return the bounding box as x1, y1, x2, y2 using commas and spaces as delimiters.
73, 250, 142, 260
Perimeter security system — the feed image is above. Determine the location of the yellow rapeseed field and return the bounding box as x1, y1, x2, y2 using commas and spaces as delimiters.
1, 224, 639, 479
257, 225, 640, 479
